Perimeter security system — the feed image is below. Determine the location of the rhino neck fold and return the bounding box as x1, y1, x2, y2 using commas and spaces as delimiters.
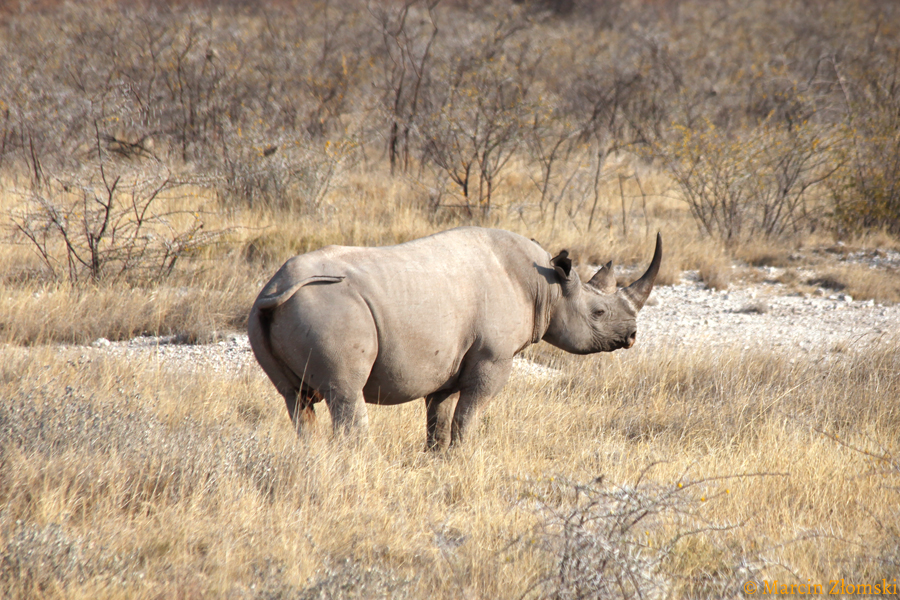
531, 275, 558, 344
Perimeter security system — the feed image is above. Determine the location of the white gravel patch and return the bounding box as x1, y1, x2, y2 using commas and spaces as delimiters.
512, 356, 563, 381
638, 271, 900, 357
85, 333, 257, 377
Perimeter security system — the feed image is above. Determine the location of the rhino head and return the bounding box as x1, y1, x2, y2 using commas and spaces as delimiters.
543, 233, 662, 354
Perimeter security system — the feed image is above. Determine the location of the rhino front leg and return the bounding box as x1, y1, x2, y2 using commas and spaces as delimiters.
425, 391, 459, 451
450, 358, 513, 447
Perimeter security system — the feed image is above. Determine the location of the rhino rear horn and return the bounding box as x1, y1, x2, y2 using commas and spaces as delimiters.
622, 233, 662, 310
588, 261, 616, 294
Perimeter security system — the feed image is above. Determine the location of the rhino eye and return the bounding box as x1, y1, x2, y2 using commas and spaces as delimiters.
592, 308, 605, 318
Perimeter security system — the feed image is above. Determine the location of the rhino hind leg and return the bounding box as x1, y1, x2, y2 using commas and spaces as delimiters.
323, 388, 370, 435
257, 363, 318, 435
250, 283, 377, 438
249, 306, 313, 433
286, 387, 320, 433
450, 357, 514, 446
265, 282, 378, 437
424, 391, 459, 451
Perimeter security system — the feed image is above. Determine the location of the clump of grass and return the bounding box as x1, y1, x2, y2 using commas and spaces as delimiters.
806, 273, 846, 292
697, 253, 732, 291
774, 268, 800, 286
802, 265, 900, 304
733, 239, 799, 268
831, 265, 900, 304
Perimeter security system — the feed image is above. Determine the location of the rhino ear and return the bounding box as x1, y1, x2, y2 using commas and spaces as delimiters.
551, 250, 582, 296
551, 250, 572, 278
588, 261, 616, 294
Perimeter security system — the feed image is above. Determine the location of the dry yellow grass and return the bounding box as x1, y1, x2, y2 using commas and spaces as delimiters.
2, 339, 898, 598
834, 264, 900, 303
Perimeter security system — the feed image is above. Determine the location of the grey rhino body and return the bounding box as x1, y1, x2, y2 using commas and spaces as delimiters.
248, 226, 661, 449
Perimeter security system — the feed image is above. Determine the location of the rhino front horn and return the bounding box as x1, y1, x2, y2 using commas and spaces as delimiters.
623, 233, 662, 310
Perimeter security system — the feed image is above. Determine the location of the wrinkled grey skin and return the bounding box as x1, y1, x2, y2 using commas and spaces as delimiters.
248, 226, 661, 449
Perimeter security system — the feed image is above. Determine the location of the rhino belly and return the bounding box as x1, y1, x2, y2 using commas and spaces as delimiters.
362, 344, 465, 405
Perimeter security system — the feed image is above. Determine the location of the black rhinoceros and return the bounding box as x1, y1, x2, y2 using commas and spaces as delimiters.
248, 226, 661, 449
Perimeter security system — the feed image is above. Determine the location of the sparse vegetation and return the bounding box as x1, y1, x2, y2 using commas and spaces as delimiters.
2, 0, 900, 597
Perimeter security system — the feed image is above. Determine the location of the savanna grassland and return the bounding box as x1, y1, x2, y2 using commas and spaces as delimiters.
2, 1, 900, 598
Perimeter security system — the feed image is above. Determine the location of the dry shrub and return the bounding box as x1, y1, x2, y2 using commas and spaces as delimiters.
7, 161, 227, 284
773, 267, 800, 286
528, 472, 755, 599
2, 0, 899, 250
842, 229, 900, 253
680, 115, 844, 240
805, 273, 847, 292
696, 252, 732, 291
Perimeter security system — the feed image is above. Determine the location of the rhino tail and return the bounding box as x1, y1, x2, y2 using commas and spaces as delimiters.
254, 275, 345, 312
249, 274, 345, 420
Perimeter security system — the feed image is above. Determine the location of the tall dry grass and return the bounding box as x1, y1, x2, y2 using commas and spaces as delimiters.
2, 340, 898, 598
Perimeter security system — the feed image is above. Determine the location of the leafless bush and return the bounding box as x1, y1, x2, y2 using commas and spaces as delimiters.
9, 135, 224, 283
522, 106, 608, 231
658, 118, 840, 244
528, 470, 761, 599
829, 45, 900, 234
371, 0, 440, 176
421, 81, 525, 217
418, 9, 538, 218
215, 125, 358, 213
562, 32, 681, 151
0, 3, 369, 182
1, 0, 900, 237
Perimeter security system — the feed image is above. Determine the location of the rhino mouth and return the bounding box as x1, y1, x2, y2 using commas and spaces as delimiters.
607, 331, 637, 352
585, 330, 637, 353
